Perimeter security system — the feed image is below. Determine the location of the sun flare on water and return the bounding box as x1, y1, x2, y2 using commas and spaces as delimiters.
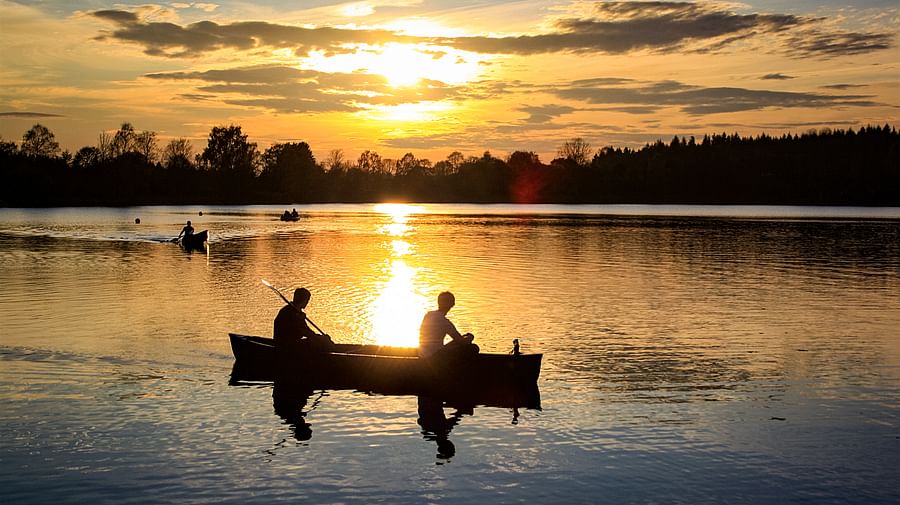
368, 203, 429, 347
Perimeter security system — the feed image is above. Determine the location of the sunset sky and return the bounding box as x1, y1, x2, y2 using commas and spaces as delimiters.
1, 0, 897, 162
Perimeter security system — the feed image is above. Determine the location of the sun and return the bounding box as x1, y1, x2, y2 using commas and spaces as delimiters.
301, 42, 486, 88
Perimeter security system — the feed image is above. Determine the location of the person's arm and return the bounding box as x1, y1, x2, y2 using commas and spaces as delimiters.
300, 316, 319, 339
443, 317, 466, 343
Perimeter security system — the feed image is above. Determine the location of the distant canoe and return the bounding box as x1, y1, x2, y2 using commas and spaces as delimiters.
181, 229, 208, 251
228, 333, 542, 399
280, 214, 300, 222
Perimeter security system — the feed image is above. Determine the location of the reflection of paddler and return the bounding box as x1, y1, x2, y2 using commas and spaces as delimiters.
417, 396, 461, 459
273, 381, 313, 441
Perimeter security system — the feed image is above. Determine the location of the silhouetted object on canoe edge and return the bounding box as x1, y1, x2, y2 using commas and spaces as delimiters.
418, 395, 462, 459
229, 333, 542, 404
179, 229, 208, 251
420, 291, 478, 358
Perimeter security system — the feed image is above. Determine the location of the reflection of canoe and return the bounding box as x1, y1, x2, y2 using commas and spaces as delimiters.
235, 369, 542, 410
228, 333, 542, 402
181, 229, 208, 250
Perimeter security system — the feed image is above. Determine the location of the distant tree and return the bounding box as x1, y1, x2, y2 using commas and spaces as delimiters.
199, 125, 259, 177
357, 150, 384, 174
395, 152, 420, 176
381, 158, 397, 176
0, 137, 17, 156
446, 151, 464, 172
325, 149, 347, 173
506, 150, 541, 171
262, 142, 316, 174
134, 130, 158, 163
162, 138, 194, 170
72, 146, 102, 169
433, 160, 453, 176
97, 131, 114, 160
20, 124, 60, 158
111, 123, 137, 158
261, 141, 318, 199
556, 137, 593, 167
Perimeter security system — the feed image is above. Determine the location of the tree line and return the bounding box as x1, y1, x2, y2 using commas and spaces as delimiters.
1, 122, 898, 206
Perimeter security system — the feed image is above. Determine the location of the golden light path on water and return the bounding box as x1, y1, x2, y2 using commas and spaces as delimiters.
368, 204, 429, 347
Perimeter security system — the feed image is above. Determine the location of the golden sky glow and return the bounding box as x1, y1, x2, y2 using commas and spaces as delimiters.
0, 1, 897, 162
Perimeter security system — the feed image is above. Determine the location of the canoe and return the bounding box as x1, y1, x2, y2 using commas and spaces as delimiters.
228, 333, 542, 396
181, 229, 208, 250
280, 214, 300, 222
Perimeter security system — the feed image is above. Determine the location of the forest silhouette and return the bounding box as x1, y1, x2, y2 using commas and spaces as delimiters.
2, 123, 898, 206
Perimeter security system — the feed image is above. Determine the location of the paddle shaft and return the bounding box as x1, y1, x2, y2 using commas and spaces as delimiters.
261, 279, 327, 335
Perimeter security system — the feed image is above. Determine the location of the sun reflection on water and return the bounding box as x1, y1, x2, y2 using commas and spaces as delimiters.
369, 259, 428, 347
368, 203, 429, 347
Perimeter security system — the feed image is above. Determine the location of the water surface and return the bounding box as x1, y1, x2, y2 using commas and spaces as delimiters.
1, 204, 899, 504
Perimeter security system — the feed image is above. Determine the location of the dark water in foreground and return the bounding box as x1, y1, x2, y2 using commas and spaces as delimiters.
1, 204, 899, 504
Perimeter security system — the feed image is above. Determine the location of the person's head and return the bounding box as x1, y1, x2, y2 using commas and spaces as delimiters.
437, 291, 455, 312
293, 287, 311, 308
186, 220, 192, 226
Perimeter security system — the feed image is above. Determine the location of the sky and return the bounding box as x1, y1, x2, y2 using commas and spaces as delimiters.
1, 0, 898, 163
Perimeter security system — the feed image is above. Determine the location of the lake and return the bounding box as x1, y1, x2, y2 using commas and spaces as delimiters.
1, 204, 899, 504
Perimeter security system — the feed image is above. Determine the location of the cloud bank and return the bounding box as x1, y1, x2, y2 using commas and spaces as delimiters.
92, 1, 893, 59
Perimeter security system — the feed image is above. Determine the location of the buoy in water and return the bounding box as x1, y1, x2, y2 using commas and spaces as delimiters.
134, 218, 141, 224
198, 211, 203, 216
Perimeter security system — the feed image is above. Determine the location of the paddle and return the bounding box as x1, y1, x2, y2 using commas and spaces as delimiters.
261, 279, 327, 335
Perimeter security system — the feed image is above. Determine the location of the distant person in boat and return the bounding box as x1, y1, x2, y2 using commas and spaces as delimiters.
291, 208, 299, 219
281, 210, 291, 220
274, 287, 333, 352
419, 291, 477, 358
177, 220, 194, 239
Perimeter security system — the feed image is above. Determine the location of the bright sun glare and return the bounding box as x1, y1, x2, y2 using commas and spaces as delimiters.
296, 20, 488, 123
305, 42, 482, 87
302, 37, 485, 88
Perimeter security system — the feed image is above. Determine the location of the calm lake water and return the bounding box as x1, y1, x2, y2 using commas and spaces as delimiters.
1, 204, 899, 504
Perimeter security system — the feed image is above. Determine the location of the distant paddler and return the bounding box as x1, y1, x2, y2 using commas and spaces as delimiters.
176, 220, 194, 241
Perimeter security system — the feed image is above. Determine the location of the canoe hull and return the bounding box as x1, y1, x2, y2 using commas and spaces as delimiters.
228, 333, 542, 399
181, 230, 208, 250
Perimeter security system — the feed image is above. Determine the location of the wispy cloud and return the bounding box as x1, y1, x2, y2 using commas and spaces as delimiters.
91, 2, 893, 59
91, 9, 425, 58
0, 111, 65, 118
144, 65, 465, 112
552, 78, 881, 115
761, 73, 794, 81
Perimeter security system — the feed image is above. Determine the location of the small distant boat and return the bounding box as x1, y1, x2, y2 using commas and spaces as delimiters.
280, 211, 300, 221
228, 333, 542, 400
180, 230, 208, 251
